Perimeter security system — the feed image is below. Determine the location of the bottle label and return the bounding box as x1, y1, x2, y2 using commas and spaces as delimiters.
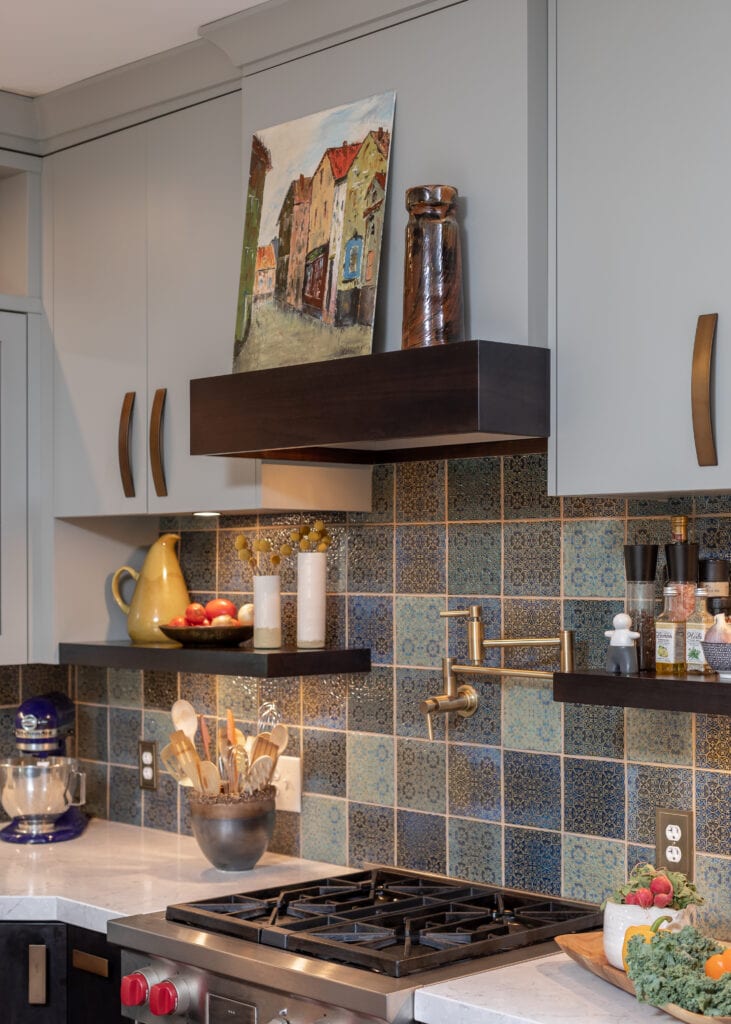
656, 624, 684, 665
703, 582, 730, 598
686, 626, 709, 669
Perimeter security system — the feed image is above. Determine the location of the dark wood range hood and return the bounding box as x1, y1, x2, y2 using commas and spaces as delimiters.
190, 339, 549, 464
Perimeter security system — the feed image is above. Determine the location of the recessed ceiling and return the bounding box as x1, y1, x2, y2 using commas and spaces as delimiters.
1, 1, 268, 97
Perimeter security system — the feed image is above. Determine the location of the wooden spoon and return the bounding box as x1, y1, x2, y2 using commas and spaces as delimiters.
198, 760, 221, 797
270, 723, 289, 757
247, 754, 274, 792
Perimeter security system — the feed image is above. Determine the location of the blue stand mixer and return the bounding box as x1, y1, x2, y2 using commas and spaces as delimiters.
0, 691, 88, 843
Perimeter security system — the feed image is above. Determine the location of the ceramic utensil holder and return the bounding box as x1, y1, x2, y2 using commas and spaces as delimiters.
253, 575, 281, 649
296, 551, 327, 649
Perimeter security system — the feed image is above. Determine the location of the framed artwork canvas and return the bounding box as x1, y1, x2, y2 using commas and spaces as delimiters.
233, 91, 396, 373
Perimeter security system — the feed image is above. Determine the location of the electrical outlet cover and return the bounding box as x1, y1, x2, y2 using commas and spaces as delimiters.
656, 807, 694, 879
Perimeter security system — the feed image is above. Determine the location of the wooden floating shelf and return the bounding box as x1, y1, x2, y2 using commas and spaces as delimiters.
553, 670, 731, 715
59, 642, 371, 678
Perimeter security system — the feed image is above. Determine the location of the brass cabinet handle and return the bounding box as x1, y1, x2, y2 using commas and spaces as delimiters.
72, 948, 109, 978
28, 944, 46, 1005
118, 391, 136, 497
149, 387, 168, 497
691, 312, 719, 466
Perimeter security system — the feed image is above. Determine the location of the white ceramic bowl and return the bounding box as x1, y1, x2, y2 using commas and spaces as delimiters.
602, 900, 692, 970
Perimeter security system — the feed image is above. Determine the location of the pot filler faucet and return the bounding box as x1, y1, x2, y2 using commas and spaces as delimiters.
421, 605, 575, 740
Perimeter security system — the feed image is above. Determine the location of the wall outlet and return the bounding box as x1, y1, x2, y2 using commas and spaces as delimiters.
274, 755, 302, 813
138, 740, 157, 791
655, 807, 694, 879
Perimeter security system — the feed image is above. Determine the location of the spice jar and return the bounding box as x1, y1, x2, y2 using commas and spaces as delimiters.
623, 544, 658, 672
699, 558, 730, 599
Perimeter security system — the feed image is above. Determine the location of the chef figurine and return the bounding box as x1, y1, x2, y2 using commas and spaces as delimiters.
604, 612, 640, 674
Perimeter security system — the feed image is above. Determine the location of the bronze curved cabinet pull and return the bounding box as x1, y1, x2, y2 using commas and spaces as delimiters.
118, 391, 136, 498
149, 387, 168, 497
691, 313, 718, 467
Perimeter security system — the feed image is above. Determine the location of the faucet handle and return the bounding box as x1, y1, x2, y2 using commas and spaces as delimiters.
440, 604, 483, 620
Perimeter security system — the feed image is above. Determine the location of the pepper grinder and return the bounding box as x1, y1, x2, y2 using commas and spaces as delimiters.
624, 543, 658, 672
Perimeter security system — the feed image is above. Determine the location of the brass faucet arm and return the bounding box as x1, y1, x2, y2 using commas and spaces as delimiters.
440, 604, 484, 664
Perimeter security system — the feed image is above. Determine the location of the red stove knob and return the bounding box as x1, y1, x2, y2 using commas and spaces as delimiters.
149, 980, 179, 1016
120, 972, 149, 1007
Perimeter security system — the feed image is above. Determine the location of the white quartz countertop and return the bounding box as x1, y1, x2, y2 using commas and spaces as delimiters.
415, 950, 671, 1024
0, 818, 344, 933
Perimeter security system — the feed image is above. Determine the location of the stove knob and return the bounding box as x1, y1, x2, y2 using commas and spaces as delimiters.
120, 972, 149, 1007
149, 978, 192, 1017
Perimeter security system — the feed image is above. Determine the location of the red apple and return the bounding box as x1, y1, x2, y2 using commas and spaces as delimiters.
185, 602, 208, 625
205, 598, 237, 620
167, 615, 187, 627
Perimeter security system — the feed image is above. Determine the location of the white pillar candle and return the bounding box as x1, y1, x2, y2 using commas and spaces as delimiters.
253, 575, 282, 649
296, 551, 327, 649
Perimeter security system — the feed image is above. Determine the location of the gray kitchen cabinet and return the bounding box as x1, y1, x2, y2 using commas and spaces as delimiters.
47, 93, 370, 518
551, 0, 731, 496
0, 922, 67, 1023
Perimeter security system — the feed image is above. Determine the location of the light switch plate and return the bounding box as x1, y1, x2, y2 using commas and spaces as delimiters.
274, 755, 302, 813
655, 807, 694, 879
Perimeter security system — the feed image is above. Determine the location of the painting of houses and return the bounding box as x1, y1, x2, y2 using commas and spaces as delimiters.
232, 92, 395, 374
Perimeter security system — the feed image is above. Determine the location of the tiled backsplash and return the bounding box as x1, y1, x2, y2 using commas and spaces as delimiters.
3, 454, 731, 934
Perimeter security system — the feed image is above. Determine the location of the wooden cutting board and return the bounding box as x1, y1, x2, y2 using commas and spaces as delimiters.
555, 931, 731, 1024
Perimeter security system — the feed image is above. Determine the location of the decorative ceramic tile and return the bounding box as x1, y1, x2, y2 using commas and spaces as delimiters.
348, 463, 394, 524
302, 729, 346, 797
143, 671, 178, 711
76, 666, 108, 704
395, 524, 445, 594
217, 529, 254, 594
108, 669, 142, 708
217, 675, 260, 723
263, 510, 347, 528
395, 461, 445, 523
217, 512, 259, 529
504, 826, 561, 895
447, 457, 501, 522
696, 771, 731, 855
446, 596, 501, 666
503, 751, 561, 830
269, 809, 301, 858
626, 708, 693, 765
627, 497, 692, 518
563, 520, 625, 599
347, 525, 394, 593
347, 668, 394, 735
626, 764, 693, 845
108, 708, 142, 767
347, 733, 394, 805
108, 765, 141, 826
695, 855, 731, 941
627, 842, 655, 870
396, 810, 446, 873
448, 818, 502, 884
502, 599, 561, 672
562, 834, 626, 904
447, 522, 501, 595
504, 522, 561, 597
563, 599, 624, 671
76, 704, 108, 761
300, 795, 347, 865
564, 758, 625, 839
0, 666, 20, 706
143, 709, 173, 751
349, 802, 395, 867
503, 453, 560, 520
447, 674, 501, 747
695, 517, 731, 558
259, 678, 302, 727
180, 674, 217, 717
348, 595, 394, 665
695, 494, 731, 515
303, 675, 347, 729
502, 676, 561, 753
21, 664, 70, 700
394, 596, 443, 667
395, 668, 446, 740
81, 760, 108, 820
143, 774, 179, 832
563, 496, 626, 519
564, 703, 625, 759
397, 738, 446, 814
178, 529, 217, 592
447, 744, 501, 821
696, 715, 731, 770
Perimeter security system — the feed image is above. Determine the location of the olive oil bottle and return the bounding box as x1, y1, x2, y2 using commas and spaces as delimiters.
655, 585, 686, 675
686, 586, 714, 674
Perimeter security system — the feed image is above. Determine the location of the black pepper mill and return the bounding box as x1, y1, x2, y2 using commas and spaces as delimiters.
623, 543, 658, 672
401, 184, 464, 349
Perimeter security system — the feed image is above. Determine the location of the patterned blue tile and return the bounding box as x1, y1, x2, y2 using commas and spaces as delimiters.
178, 529, 217, 592
347, 525, 393, 593
504, 522, 561, 596
504, 826, 561, 895
348, 595, 393, 665
448, 818, 502, 884
695, 517, 731, 559
0, 707, 15, 758
217, 675, 259, 724
303, 676, 347, 729
395, 596, 444, 667
447, 674, 501, 747
696, 771, 731, 855
76, 704, 108, 761
564, 704, 625, 759
0, 666, 20, 706
564, 758, 625, 839
218, 528, 256, 594
143, 709, 173, 752
447, 523, 501, 595
108, 765, 141, 826
696, 715, 731, 770
564, 600, 624, 671
301, 796, 347, 865
626, 708, 692, 765
695, 495, 731, 515
349, 463, 394, 524
76, 666, 108, 704
503, 751, 561, 830
302, 729, 346, 797
349, 803, 395, 867
627, 497, 692, 518
143, 774, 179, 833
397, 738, 446, 814
348, 668, 394, 735
347, 733, 394, 805
259, 678, 303, 727
563, 496, 626, 518
447, 457, 501, 521
448, 744, 501, 821
396, 810, 446, 873
562, 834, 626, 904
81, 760, 108, 820
143, 671, 178, 711
695, 855, 731, 941
395, 461, 445, 523
180, 674, 217, 717
108, 669, 142, 708
563, 520, 625, 599
502, 600, 561, 672
503, 676, 561, 753
395, 525, 445, 594
627, 764, 693, 845
109, 708, 141, 767
270, 809, 300, 858
503, 453, 559, 520
22, 665, 70, 701
395, 668, 446, 740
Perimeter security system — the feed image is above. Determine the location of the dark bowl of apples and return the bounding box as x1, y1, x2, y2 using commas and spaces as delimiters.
160, 599, 253, 647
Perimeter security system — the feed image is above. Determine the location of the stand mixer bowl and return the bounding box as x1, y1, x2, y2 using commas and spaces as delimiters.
0, 757, 86, 836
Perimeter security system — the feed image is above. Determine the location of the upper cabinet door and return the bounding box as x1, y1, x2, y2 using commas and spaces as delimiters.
552, 0, 731, 496
50, 129, 148, 516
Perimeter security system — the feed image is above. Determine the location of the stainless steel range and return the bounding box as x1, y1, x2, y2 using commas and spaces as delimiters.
108, 866, 602, 1024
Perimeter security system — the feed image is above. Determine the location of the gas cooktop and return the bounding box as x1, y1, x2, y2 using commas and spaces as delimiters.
165, 867, 602, 978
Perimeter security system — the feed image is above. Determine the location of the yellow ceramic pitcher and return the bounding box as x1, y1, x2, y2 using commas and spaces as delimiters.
111, 533, 190, 645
